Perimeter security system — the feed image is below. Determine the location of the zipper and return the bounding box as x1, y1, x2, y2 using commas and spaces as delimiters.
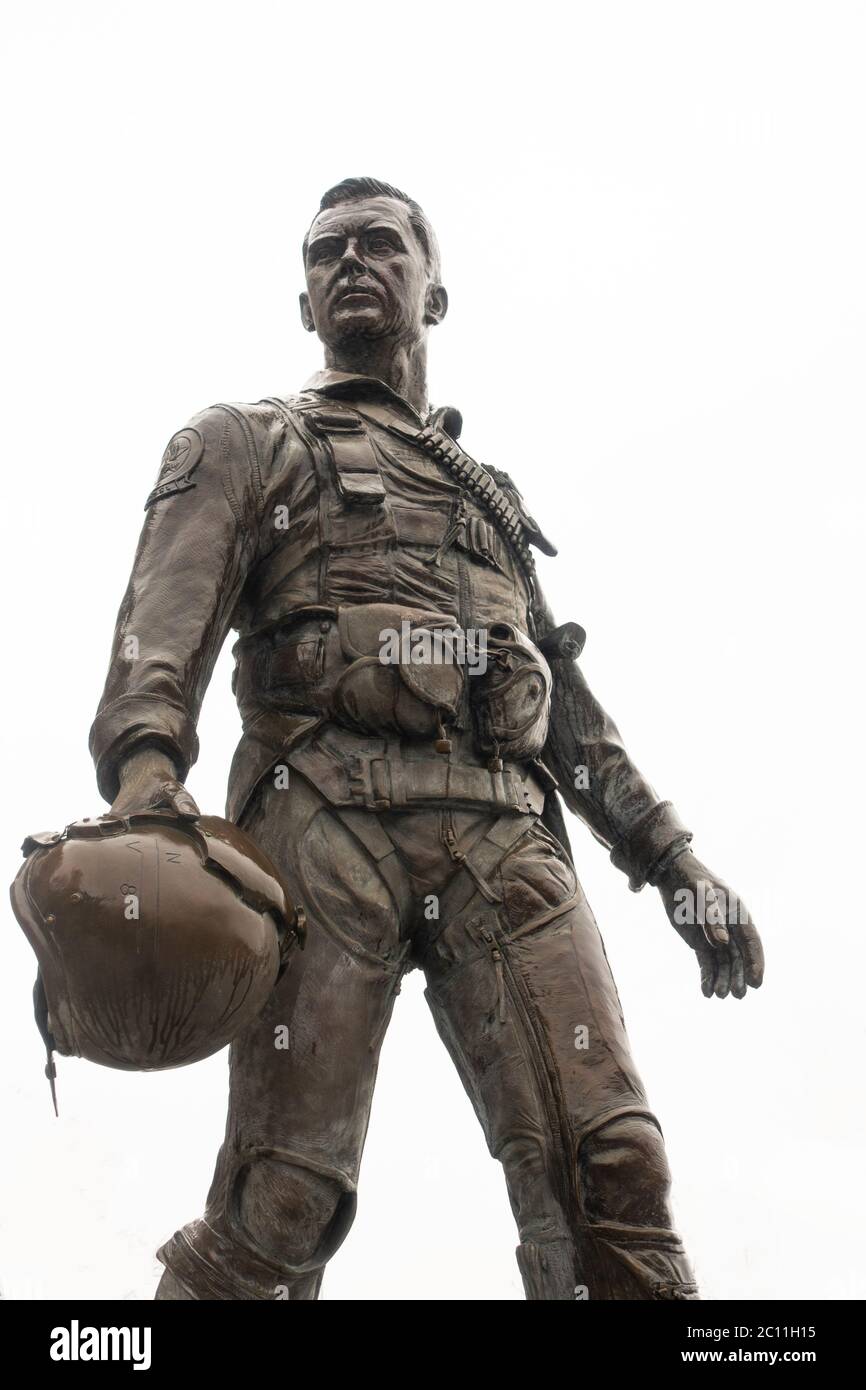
480, 927, 507, 1023
441, 812, 502, 904
479, 919, 576, 1216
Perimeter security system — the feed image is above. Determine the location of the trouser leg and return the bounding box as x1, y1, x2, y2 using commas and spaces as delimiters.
422, 817, 698, 1301
156, 774, 409, 1300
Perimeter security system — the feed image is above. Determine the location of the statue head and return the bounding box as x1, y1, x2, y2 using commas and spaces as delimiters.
299, 177, 448, 352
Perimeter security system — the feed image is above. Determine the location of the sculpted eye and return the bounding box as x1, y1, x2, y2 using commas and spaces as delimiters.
367, 234, 397, 254
310, 241, 340, 264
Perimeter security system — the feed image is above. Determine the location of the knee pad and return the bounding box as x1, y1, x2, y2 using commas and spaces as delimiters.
229, 1149, 357, 1273
574, 1112, 698, 1299
578, 1112, 673, 1230
498, 1133, 571, 1243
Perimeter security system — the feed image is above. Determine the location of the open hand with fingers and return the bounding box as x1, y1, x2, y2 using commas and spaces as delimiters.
654, 849, 764, 999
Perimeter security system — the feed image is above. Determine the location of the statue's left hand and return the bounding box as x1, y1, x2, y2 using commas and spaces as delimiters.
654, 849, 764, 999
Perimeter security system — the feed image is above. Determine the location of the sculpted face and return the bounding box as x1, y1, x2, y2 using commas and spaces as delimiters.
300, 195, 446, 347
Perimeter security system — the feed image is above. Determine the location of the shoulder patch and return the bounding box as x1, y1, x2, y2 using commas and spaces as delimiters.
145, 427, 204, 509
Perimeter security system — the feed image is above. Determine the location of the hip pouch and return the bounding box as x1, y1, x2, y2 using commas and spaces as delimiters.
471, 622, 552, 768
250, 602, 466, 747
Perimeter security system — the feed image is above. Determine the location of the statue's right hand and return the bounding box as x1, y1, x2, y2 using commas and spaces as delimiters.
109, 746, 201, 819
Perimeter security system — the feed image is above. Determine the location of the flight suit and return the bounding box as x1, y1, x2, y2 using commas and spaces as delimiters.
91, 369, 698, 1299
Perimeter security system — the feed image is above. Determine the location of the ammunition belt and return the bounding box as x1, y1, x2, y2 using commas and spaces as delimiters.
384, 421, 539, 591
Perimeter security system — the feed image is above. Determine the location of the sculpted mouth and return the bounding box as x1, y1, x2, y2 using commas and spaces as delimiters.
335, 287, 381, 306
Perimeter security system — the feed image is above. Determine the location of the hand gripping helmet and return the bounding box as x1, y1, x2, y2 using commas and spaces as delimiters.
10, 812, 304, 1101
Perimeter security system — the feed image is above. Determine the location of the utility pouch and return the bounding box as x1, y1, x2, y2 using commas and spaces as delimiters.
328, 603, 464, 747
455, 514, 502, 568
472, 622, 552, 769
244, 603, 466, 748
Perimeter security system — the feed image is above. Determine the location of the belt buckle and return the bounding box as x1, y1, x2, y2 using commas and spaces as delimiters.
347, 755, 391, 812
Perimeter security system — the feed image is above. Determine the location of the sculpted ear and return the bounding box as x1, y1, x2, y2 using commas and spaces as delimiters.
299, 292, 316, 333
425, 283, 448, 327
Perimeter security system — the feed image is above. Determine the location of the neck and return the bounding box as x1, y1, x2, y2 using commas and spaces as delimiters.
324, 335, 429, 414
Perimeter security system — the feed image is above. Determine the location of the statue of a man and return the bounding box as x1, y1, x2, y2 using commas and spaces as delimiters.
91, 176, 763, 1300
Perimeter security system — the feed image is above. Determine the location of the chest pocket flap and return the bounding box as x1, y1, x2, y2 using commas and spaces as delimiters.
305, 408, 386, 506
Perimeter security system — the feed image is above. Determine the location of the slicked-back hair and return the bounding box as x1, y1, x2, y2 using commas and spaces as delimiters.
303, 177, 441, 280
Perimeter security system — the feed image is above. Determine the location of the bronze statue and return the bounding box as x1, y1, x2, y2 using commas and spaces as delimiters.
86, 176, 763, 1300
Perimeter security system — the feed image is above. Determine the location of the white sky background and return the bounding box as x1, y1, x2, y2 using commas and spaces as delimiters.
1, 0, 864, 1300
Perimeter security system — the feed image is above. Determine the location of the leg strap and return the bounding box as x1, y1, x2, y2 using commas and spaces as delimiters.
334, 806, 414, 923
437, 813, 535, 924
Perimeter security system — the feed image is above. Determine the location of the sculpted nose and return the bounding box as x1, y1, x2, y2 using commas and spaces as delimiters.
340, 238, 365, 273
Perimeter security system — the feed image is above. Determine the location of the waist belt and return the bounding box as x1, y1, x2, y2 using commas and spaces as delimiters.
286, 739, 546, 815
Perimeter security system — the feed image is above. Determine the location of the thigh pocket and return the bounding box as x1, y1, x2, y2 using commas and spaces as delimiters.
498, 822, 580, 935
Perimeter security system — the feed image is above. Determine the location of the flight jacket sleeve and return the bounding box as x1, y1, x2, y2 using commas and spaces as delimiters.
89, 404, 264, 804
533, 583, 692, 891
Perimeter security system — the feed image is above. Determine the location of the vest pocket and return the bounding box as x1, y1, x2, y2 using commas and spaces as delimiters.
270, 634, 326, 686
